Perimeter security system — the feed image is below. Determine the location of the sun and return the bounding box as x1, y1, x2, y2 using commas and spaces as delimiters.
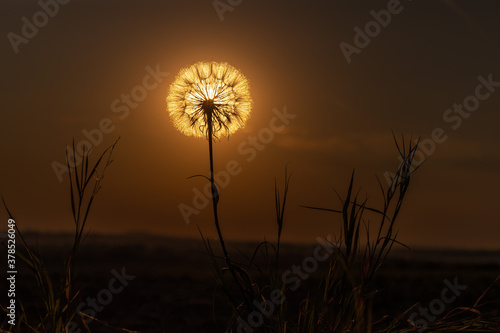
166, 61, 252, 139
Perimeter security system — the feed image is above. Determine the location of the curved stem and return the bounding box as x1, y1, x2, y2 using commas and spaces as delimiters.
206, 109, 251, 308
207, 112, 229, 259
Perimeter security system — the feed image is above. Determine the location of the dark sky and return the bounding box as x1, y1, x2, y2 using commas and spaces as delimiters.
1, 0, 499, 249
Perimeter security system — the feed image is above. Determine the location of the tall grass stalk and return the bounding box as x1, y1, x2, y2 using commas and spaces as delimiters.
201, 136, 424, 332
300, 136, 420, 332
1, 139, 122, 332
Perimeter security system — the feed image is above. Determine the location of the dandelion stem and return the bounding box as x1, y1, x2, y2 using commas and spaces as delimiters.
207, 109, 228, 259
206, 107, 251, 309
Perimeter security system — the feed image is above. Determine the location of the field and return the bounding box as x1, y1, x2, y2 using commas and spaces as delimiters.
4, 232, 499, 332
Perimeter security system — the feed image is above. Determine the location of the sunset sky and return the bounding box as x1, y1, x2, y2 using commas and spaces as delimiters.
1, 0, 499, 249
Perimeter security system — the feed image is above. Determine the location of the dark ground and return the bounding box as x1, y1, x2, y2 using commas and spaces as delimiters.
1, 233, 499, 332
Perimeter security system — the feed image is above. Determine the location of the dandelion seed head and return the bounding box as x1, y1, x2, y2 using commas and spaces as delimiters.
167, 62, 252, 139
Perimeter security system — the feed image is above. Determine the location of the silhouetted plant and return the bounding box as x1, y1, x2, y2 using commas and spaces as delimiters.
198, 136, 422, 332
0, 139, 127, 332
167, 61, 255, 312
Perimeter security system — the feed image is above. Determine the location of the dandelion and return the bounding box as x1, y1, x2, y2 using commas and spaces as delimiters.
167, 61, 252, 139
167, 62, 253, 305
